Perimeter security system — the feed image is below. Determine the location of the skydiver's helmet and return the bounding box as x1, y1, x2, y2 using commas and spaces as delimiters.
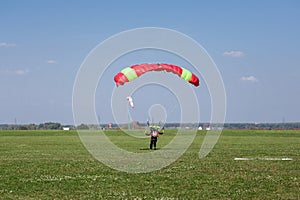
150, 126, 158, 133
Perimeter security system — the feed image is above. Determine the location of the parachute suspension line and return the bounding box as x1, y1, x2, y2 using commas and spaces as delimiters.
128, 110, 130, 129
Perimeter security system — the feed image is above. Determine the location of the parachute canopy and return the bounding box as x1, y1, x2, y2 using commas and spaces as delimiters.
114, 63, 199, 87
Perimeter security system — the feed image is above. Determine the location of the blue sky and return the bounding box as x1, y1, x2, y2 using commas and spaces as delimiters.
1, 0, 300, 124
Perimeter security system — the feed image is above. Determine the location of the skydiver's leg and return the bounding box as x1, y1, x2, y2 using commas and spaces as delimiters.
150, 140, 153, 150
154, 138, 157, 150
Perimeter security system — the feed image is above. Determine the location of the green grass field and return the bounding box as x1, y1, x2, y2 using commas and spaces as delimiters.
0, 129, 299, 199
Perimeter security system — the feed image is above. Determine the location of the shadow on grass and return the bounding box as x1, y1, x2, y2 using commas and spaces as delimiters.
139, 147, 171, 150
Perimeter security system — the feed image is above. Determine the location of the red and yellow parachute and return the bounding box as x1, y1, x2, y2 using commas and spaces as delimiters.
114, 63, 199, 87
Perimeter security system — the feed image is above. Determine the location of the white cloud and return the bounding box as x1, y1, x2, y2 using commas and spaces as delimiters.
46, 60, 58, 64
15, 69, 29, 75
223, 51, 245, 57
3, 69, 29, 75
240, 76, 258, 82
0, 42, 16, 47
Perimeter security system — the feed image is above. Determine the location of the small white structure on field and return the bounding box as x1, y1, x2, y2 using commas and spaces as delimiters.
63, 127, 70, 131
205, 126, 211, 130
198, 126, 203, 130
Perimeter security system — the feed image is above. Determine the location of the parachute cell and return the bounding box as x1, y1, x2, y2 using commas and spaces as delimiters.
114, 63, 199, 87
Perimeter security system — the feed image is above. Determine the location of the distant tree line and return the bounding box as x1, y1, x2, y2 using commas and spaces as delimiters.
222, 122, 300, 130
0, 122, 74, 130
1, 122, 300, 130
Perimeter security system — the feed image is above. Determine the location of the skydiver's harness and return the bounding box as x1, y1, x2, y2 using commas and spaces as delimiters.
150, 131, 158, 141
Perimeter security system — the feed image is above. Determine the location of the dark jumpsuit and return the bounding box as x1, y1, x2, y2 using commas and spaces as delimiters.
150, 130, 158, 150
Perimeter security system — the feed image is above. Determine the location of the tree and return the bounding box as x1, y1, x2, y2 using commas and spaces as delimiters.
77, 124, 89, 130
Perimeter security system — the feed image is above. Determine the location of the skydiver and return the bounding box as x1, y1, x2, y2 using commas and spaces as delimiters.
147, 126, 159, 150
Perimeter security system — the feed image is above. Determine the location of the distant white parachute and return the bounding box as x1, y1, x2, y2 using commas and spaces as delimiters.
127, 96, 134, 108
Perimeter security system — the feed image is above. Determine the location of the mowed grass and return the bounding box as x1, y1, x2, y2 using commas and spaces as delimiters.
0, 130, 299, 199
